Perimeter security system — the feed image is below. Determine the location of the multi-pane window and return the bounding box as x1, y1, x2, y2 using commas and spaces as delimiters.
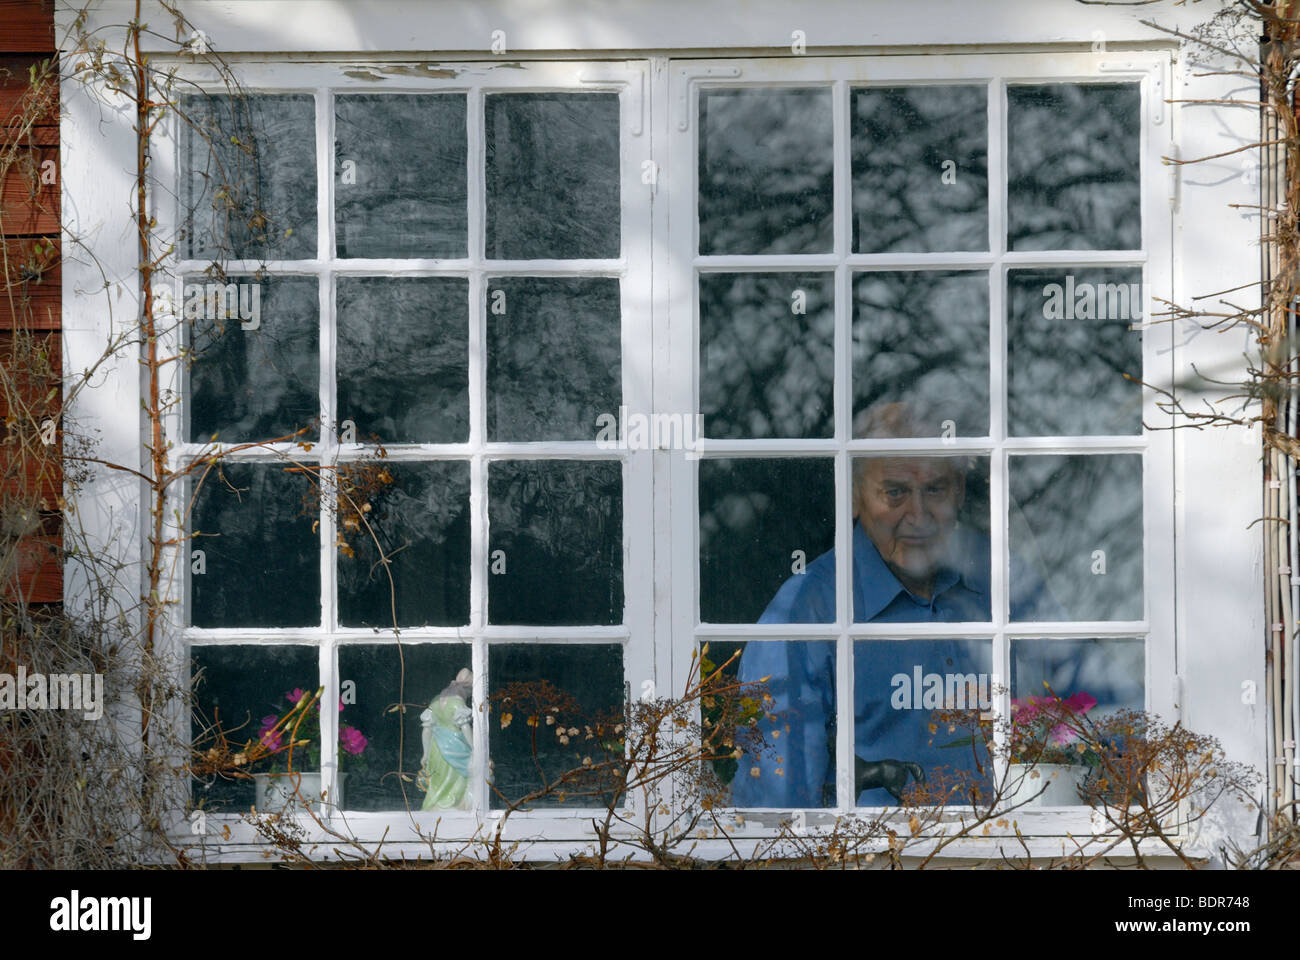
176, 64, 652, 819
672, 56, 1171, 825
171, 53, 1172, 838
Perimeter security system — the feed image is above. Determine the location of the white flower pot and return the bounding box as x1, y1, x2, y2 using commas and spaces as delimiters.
253, 772, 346, 813
1004, 763, 1087, 807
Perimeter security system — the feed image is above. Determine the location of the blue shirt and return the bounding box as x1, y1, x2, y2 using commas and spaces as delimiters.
732, 523, 1058, 807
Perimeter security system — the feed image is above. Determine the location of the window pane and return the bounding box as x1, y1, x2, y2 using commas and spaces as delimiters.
191, 644, 319, 813
853, 271, 990, 438
190, 462, 320, 628
852, 85, 988, 253
488, 643, 624, 809
486, 277, 621, 442
337, 276, 469, 444
853, 638, 993, 806
727, 639, 837, 808
485, 93, 620, 260
334, 94, 467, 259
698, 88, 833, 255
1011, 637, 1144, 714
1009, 454, 1143, 621
338, 644, 473, 812
1008, 83, 1141, 251
851, 455, 992, 623
1008, 268, 1143, 437
700, 272, 834, 439
338, 461, 471, 628
185, 274, 319, 443
182, 94, 317, 260
488, 460, 623, 625
700, 458, 835, 624
1009, 638, 1144, 806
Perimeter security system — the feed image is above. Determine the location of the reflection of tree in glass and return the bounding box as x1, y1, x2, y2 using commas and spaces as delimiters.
1007, 268, 1143, 437
1009, 454, 1143, 622
851, 85, 988, 253
698, 458, 835, 624
700, 272, 834, 439
1008, 84, 1140, 251
852, 271, 990, 438
698, 88, 833, 255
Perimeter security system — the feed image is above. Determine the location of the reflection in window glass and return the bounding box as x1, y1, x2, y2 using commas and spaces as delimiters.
853, 638, 992, 806
186, 275, 319, 444
485, 93, 620, 260
852, 271, 990, 439
488, 644, 624, 809
852, 85, 989, 253
485, 277, 621, 442
338, 461, 471, 628
1011, 637, 1144, 716
338, 644, 472, 812
698, 88, 833, 255
699, 458, 835, 624
190, 463, 319, 628
850, 454, 993, 623
1008, 83, 1141, 251
1008, 268, 1143, 437
729, 639, 837, 808
1010, 454, 1143, 621
700, 272, 834, 439
182, 94, 317, 260
1009, 638, 1144, 806
337, 276, 469, 444
335, 94, 468, 259
488, 460, 623, 625
191, 645, 319, 812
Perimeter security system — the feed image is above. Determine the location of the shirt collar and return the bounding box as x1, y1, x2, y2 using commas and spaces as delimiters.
852, 522, 980, 621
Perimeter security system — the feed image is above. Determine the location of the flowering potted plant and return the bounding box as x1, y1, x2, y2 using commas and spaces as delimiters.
1003, 690, 1098, 807
252, 686, 369, 813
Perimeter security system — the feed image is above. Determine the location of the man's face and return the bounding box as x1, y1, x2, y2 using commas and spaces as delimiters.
854, 457, 966, 595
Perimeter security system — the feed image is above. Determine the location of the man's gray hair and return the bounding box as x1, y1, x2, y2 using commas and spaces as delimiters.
851, 399, 968, 496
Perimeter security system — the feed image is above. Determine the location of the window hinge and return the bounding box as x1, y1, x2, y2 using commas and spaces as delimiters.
1099, 57, 1166, 126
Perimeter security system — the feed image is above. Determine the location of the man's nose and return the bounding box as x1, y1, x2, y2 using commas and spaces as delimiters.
901, 489, 926, 522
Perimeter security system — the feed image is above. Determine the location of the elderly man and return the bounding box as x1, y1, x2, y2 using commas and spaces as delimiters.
731, 402, 1057, 808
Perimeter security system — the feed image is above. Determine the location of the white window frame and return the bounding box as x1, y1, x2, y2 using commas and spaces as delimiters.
58, 1, 1264, 862
667, 52, 1175, 841
151, 59, 656, 849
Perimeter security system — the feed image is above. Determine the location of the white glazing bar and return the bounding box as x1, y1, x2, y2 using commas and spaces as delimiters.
833, 77, 855, 812
989, 76, 1010, 778
471, 635, 488, 815
468, 81, 489, 816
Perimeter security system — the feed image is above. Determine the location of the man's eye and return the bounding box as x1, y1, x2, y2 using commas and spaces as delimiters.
883, 487, 907, 499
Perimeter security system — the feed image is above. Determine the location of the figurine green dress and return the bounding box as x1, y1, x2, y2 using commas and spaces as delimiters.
418, 669, 473, 810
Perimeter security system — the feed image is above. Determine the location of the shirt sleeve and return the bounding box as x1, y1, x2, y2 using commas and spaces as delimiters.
731, 566, 836, 808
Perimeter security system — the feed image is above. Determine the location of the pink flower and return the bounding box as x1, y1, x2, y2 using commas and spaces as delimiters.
1062, 692, 1098, 714
339, 725, 368, 756
259, 719, 283, 752
1010, 696, 1047, 722
286, 688, 307, 705
1048, 723, 1078, 746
